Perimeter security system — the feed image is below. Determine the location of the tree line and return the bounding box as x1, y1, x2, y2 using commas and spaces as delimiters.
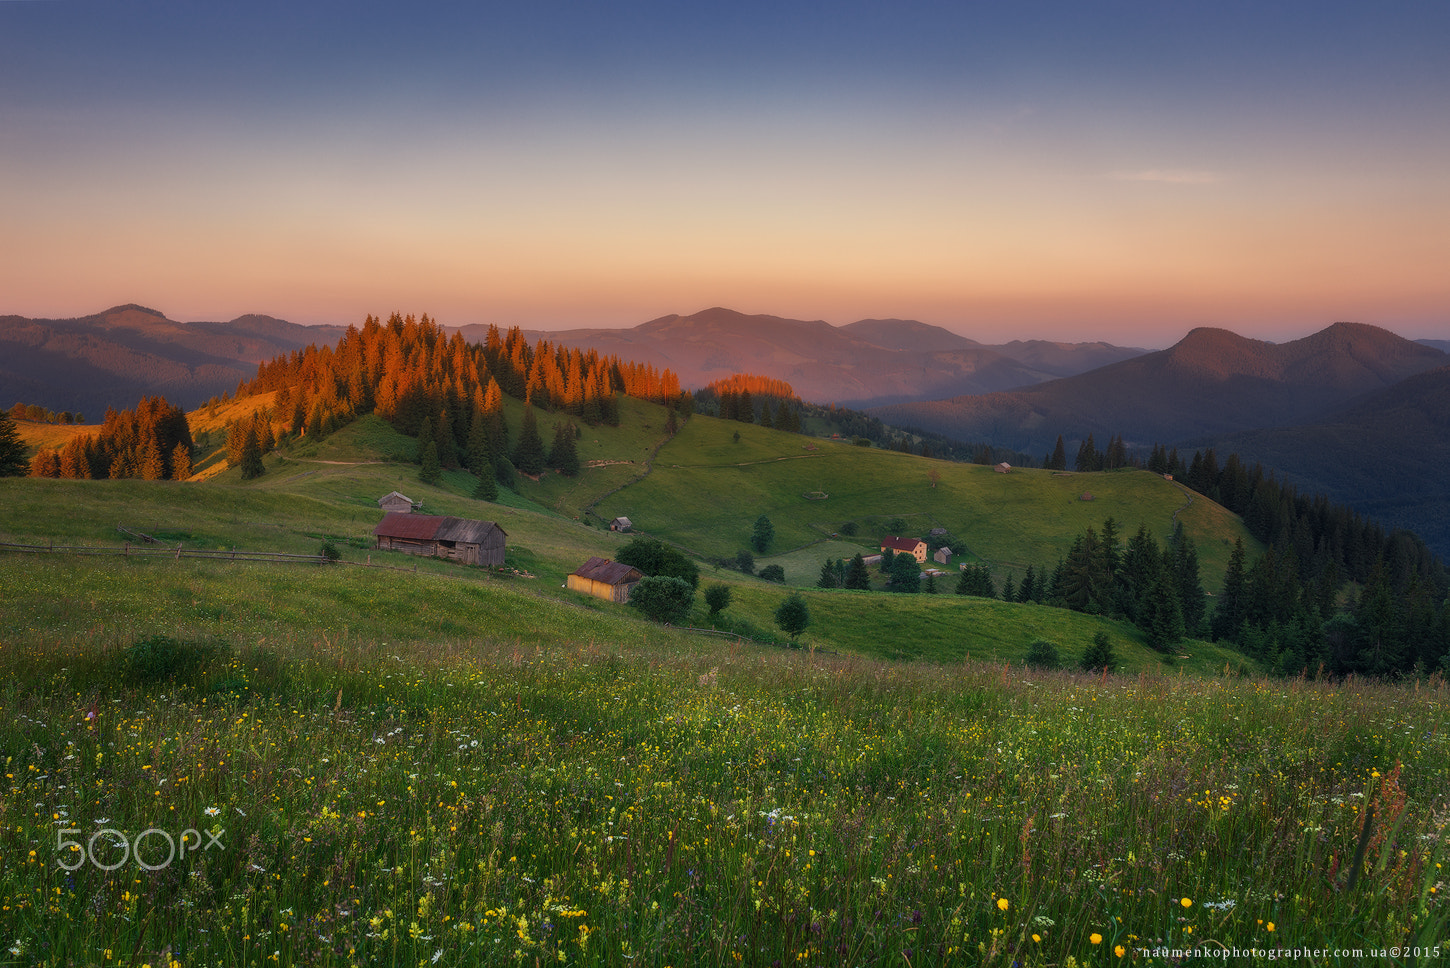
26, 397, 193, 481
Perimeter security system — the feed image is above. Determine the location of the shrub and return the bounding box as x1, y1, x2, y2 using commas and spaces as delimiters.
840, 520, 859, 537
320, 539, 341, 561
758, 564, 785, 583
1025, 639, 1060, 669
704, 583, 732, 616
616, 537, 700, 589
1080, 631, 1117, 673
628, 575, 695, 624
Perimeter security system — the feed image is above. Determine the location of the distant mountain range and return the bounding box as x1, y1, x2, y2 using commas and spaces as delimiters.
874, 322, 1448, 457
458, 307, 1147, 407
0, 305, 347, 417
1205, 364, 1450, 557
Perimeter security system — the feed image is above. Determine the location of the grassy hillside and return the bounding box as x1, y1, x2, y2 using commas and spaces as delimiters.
0, 601, 1445, 966
596, 414, 1258, 590
0, 469, 1241, 675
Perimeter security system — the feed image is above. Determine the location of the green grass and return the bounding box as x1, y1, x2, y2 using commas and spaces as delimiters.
3, 445, 1447, 966
0, 625, 1445, 966
597, 415, 1260, 589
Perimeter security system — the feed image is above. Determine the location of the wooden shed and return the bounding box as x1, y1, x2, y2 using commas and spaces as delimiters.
567, 556, 644, 603
377, 491, 415, 513
994, 462, 1012, 474
372, 512, 507, 566
609, 516, 633, 533
934, 546, 953, 565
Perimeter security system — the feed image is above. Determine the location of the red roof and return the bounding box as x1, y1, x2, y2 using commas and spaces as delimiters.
881, 536, 924, 553
374, 512, 448, 540
571, 556, 643, 586
372, 512, 504, 543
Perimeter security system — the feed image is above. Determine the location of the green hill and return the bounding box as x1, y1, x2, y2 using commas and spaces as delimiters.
594, 413, 1257, 589
1, 395, 1263, 676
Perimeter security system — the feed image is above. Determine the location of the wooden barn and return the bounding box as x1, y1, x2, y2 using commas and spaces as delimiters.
609, 516, 633, 533
567, 556, 644, 603
372, 512, 507, 566
377, 491, 415, 513
994, 462, 1012, 474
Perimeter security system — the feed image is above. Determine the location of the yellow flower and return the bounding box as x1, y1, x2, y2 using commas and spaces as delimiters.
1181, 897, 1192, 908
1115, 945, 1126, 957
1267, 922, 1275, 932
997, 898, 1009, 912
1032, 934, 1041, 943
1090, 933, 1103, 945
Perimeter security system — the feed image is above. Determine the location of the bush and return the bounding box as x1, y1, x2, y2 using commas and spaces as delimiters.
1080, 631, 1117, 673
616, 537, 700, 589
734, 550, 755, 575
1025, 639, 1060, 669
320, 539, 341, 561
840, 520, 859, 537
628, 575, 695, 624
758, 564, 785, 583
704, 583, 733, 616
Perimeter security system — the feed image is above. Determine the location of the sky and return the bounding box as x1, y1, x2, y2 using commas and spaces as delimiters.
2, 1, 1448, 347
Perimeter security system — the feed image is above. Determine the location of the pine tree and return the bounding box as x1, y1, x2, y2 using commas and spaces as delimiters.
1049, 435, 1067, 471
751, 514, 774, 554
419, 440, 442, 485
239, 427, 266, 480
549, 421, 580, 476
513, 407, 546, 476
1211, 538, 1248, 642
1000, 574, 1015, 603
170, 442, 192, 481
472, 467, 498, 501
141, 437, 166, 481
845, 553, 871, 590
817, 559, 841, 589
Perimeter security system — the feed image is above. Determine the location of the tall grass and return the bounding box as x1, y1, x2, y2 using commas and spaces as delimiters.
1, 630, 1445, 966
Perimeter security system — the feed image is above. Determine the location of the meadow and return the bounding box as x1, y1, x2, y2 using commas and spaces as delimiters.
4, 410, 1446, 965
0, 622, 1445, 967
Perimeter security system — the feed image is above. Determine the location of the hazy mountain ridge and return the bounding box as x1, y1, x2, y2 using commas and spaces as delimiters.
0, 305, 348, 415
473, 307, 1145, 406
874, 322, 1448, 456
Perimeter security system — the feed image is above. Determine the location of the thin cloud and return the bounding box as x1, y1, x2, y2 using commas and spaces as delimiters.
1111, 169, 1224, 185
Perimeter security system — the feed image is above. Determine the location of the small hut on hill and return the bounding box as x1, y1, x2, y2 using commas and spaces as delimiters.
378, 491, 415, 513
609, 516, 633, 533
994, 462, 1012, 474
372, 512, 506, 566
567, 557, 643, 602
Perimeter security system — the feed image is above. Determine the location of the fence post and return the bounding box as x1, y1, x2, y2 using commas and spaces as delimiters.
124, 542, 129, 556
176, 544, 182, 560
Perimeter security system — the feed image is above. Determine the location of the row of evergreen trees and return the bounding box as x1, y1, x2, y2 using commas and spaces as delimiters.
27, 397, 193, 481
241, 313, 686, 464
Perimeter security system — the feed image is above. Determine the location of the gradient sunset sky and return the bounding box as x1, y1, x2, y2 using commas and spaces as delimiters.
3, 1, 1447, 345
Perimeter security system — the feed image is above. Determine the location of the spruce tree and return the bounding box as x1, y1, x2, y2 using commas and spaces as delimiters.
1049, 435, 1067, 471
419, 440, 442, 485
845, 553, 871, 590
472, 467, 498, 501
751, 514, 774, 554
549, 421, 580, 476
513, 407, 546, 475
239, 427, 266, 480
0, 410, 28, 477
817, 559, 841, 589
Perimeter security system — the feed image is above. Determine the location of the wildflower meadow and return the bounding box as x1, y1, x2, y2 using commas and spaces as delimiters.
1, 627, 1445, 967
